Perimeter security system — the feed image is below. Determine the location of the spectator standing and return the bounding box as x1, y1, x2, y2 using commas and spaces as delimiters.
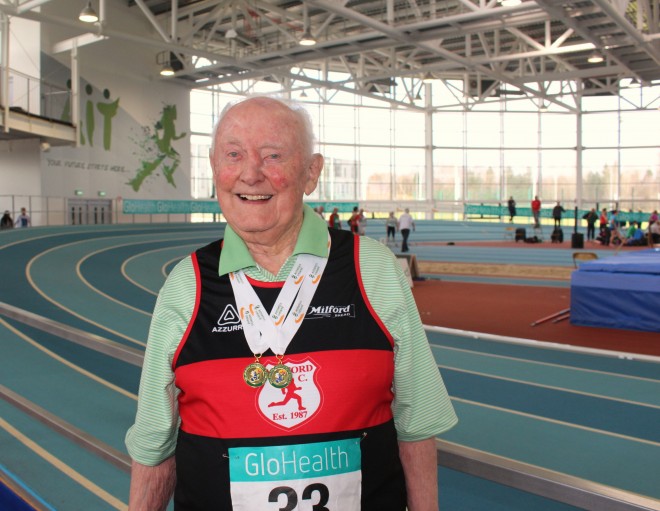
1, 210, 13, 230
316, 205, 325, 219
552, 202, 565, 228
650, 220, 660, 244
328, 207, 341, 229
531, 196, 541, 228
357, 208, 367, 236
348, 206, 360, 234
14, 208, 31, 228
385, 211, 398, 244
599, 208, 608, 229
398, 208, 415, 252
582, 208, 598, 241
507, 196, 516, 222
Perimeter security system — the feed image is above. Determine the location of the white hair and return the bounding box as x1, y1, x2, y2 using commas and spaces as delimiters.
209, 95, 317, 162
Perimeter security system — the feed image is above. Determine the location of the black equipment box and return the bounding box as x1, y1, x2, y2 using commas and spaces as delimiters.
571, 232, 584, 249
515, 228, 526, 242
551, 227, 564, 243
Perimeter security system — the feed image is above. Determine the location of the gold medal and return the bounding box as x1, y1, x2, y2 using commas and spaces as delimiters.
268, 356, 293, 388
244, 356, 269, 387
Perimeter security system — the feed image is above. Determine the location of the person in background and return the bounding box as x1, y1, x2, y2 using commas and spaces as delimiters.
328, 207, 341, 229
531, 196, 541, 228
125, 97, 457, 511
599, 208, 608, 229
357, 208, 367, 236
507, 196, 516, 222
316, 205, 325, 219
552, 201, 565, 228
386, 211, 398, 245
582, 208, 598, 241
1, 210, 13, 230
14, 207, 31, 228
649, 220, 660, 244
348, 206, 360, 234
398, 208, 416, 253
625, 222, 646, 246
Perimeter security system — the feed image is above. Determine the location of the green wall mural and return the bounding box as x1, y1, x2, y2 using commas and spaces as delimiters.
42, 53, 190, 199
128, 104, 187, 192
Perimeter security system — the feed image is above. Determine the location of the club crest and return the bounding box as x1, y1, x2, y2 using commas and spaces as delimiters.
257, 358, 321, 430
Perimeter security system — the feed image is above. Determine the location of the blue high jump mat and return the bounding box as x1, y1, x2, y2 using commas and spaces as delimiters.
570, 249, 660, 333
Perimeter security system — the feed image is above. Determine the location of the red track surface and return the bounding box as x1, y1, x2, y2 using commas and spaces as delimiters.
412, 280, 660, 357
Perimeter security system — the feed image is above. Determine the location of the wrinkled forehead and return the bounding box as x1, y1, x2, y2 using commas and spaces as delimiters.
220, 99, 301, 137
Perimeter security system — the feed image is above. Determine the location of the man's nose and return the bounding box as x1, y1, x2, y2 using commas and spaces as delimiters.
240, 152, 266, 184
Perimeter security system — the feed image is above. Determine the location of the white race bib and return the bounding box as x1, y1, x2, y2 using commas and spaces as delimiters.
229, 439, 362, 510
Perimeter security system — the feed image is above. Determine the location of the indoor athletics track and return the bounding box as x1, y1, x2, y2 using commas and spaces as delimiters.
1, 220, 659, 510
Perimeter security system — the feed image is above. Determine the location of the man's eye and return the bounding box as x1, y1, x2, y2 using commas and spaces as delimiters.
265, 153, 280, 160
227, 151, 239, 158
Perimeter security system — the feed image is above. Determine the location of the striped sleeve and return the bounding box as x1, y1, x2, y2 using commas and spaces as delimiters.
358, 237, 458, 441
125, 256, 197, 466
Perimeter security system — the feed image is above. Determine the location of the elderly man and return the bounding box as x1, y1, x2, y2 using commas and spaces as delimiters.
126, 97, 457, 511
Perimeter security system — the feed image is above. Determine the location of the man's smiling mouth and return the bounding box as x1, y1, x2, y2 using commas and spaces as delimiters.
239, 194, 272, 201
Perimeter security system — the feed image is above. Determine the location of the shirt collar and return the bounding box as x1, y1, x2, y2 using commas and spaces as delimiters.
218, 203, 328, 276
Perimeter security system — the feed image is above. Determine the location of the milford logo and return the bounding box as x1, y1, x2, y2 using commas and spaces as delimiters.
306, 304, 355, 319
212, 304, 243, 333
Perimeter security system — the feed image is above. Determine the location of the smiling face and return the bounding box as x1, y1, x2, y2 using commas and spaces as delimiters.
210, 98, 323, 249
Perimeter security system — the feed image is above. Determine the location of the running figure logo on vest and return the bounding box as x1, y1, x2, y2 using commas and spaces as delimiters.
212, 304, 243, 333
258, 359, 321, 430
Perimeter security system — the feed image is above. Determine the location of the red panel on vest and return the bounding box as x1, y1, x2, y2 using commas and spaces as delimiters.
176, 349, 394, 438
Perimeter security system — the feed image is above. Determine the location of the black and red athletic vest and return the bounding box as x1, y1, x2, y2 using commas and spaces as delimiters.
172, 228, 406, 510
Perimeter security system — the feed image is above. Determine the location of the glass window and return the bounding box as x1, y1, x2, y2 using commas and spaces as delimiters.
540, 113, 576, 148
432, 147, 462, 202
323, 105, 356, 145
502, 150, 536, 201
393, 148, 426, 200
466, 112, 500, 148
540, 150, 577, 205
620, 148, 660, 208
392, 109, 424, 147
581, 148, 618, 204
465, 149, 501, 201
582, 111, 619, 148
502, 112, 538, 148
433, 111, 464, 147
358, 107, 391, 145
620, 110, 660, 147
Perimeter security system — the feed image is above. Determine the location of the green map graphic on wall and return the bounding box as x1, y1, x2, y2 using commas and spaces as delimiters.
128, 104, 187, 192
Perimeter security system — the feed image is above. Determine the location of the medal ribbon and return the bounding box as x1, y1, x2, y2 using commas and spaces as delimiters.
229, 240, 329, 358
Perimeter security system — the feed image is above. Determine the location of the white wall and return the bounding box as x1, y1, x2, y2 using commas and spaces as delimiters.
8, 16, 41, 112
0, 0, 192, 203
0, 139, 41, 194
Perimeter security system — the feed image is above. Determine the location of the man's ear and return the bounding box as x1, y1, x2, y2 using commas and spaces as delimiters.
304, 153, 324, 195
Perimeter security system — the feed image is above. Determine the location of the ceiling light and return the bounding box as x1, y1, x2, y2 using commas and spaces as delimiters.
299, 90, 308, 98
160, 63, 175, 77
225, 29, 238, 39
539, 104, 548, 112
628, 78, 641, 88
499, 0, 522, 6
422, 72, 434, 84
79, 1, 98, 23
587, 52, 604, 64
299, 30, 316, 46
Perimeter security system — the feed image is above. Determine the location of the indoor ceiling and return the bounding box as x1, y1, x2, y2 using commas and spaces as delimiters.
9, 0, 660, 109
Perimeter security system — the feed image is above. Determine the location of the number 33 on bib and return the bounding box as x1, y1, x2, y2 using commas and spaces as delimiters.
228, 438, 362, 510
